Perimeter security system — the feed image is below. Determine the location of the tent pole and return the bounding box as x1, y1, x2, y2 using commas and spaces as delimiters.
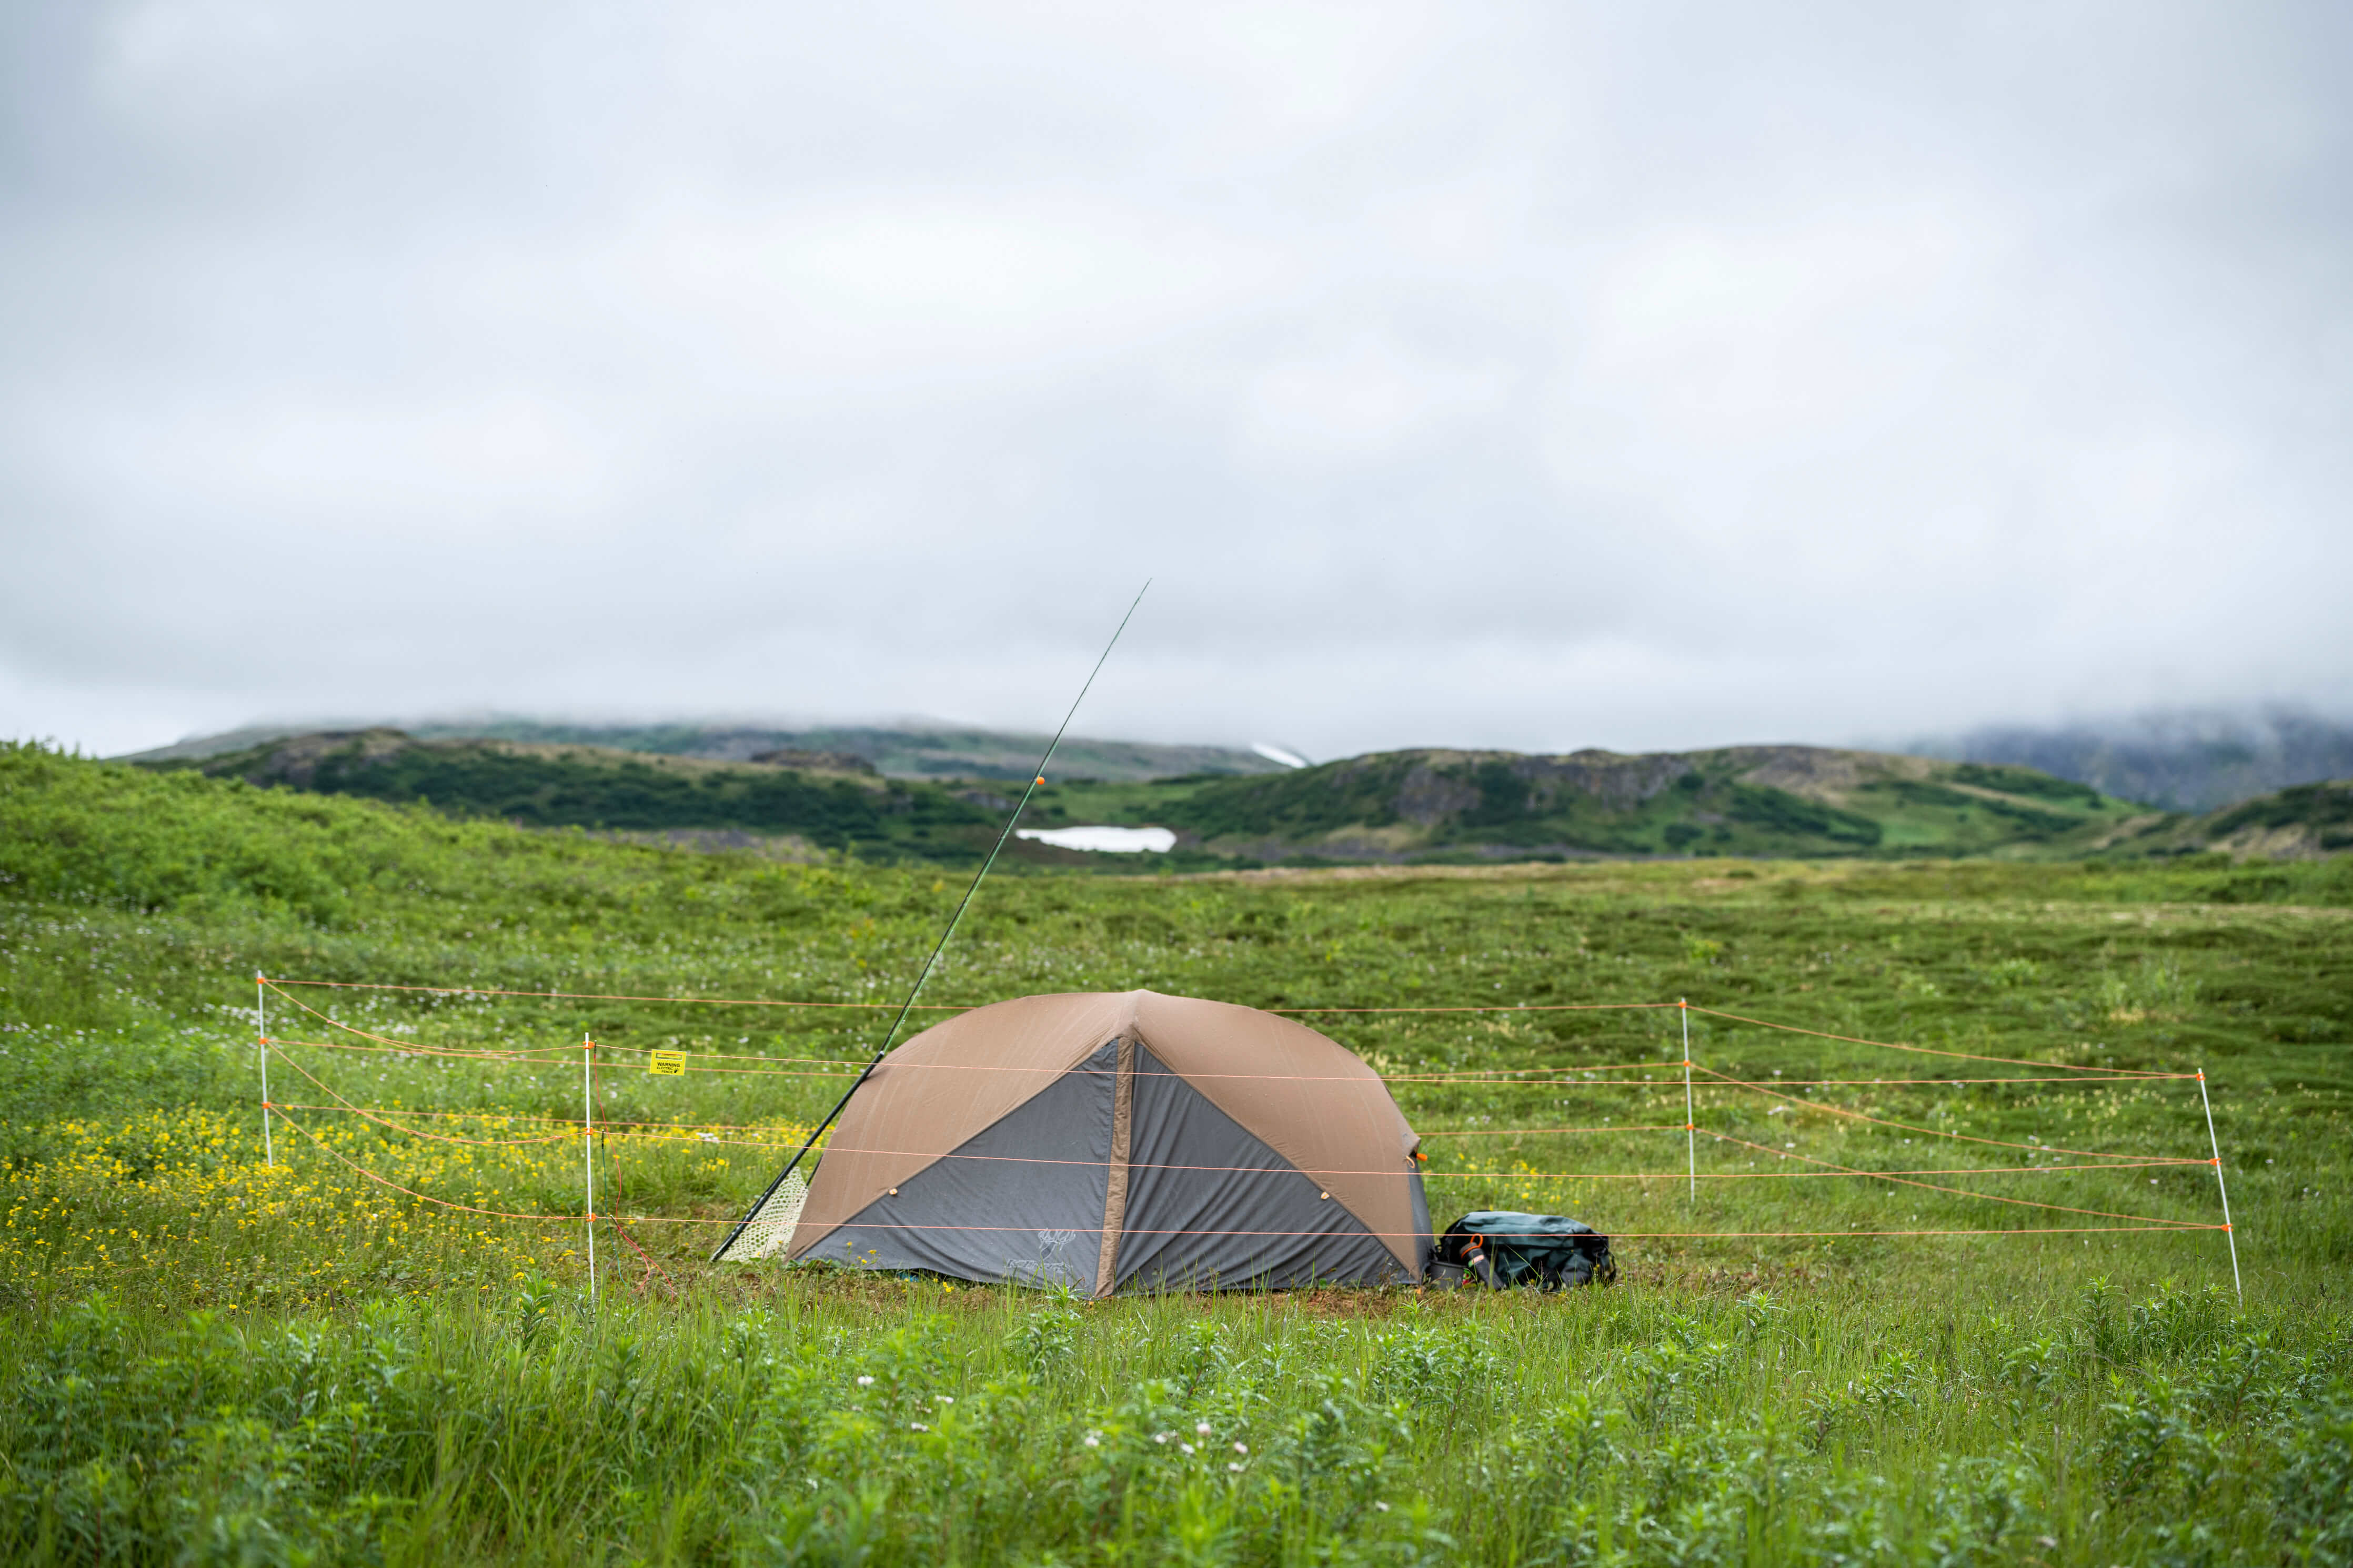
1681, 999, 1694, 1203
709, 582, 1152, 1262
2197, 1068, 2240, 1305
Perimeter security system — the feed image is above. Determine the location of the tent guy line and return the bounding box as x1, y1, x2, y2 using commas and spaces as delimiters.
711, 583, 1157, 1264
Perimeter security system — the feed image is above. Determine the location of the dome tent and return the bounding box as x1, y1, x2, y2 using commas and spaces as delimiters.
725, 989, 1430, 1293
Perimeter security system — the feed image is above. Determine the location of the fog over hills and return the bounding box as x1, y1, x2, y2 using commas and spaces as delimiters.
1915, 709, 2353, 813
125, 705, 2353, 812
120, 717, 1284, 784
126, 711, 2353, 863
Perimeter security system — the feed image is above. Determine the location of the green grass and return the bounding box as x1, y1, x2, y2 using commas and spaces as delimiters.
3, 743, 2350, 1564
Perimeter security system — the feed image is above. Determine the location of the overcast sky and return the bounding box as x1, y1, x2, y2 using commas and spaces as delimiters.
5, 2, 2349, 760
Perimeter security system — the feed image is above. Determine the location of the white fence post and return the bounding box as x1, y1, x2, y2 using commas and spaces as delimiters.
1682, 999, 1695, 1203
2197, 1068, 2241, 1304
257, 973, 274, 1168
584, 1034, 598, 1310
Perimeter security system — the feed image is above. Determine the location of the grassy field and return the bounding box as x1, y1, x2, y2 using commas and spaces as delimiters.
3, 743, 2350, 1565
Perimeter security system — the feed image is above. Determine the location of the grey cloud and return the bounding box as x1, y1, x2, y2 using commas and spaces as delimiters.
4, 1, 2350, 759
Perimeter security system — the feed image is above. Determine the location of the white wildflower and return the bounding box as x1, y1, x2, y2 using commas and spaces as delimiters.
855, 1375, 875, 1387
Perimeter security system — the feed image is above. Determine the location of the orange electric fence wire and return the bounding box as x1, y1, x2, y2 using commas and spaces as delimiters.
265, 1049, 574, 1147
252, 976, 2228, 1255
265, 979, 2187, 1088
263, 1025, 2195, 1174
270, 1036, 867, 1083
1689, 1062, 2173, 1163
267, 1086, 2211, 1185
265, 1035, 2197, 1169
274, 1110, 584, 1223
261, 1104, 2209, 1183
270, 1102, 810, 1137
265, 977, 964, 1010
268, 981, 1696, 1084
283, 1046, 2208, 1207
608, 1216, 680, 1298
1270, 1003, 1681, 1014
267, 973, 2180, 1081
265, 1109, 2218, 1243
270, 1036, 581, 1067
1698, 1127, 2211, 1228
265, 986, 578, 1060
288, 1042, 1661, 1087
752, 1216, 2220, 1241
1431, 1158, 2209, 1181
590, 1044, 1691, 1083
1692, 1075, 2187, 1087
1546, 1224, 2221, 1238
270, 1104, 810, 1151
1685, 1005, 2192, 1078
266, 976, 1683, 1018
1421, 1123, 1685, 1138
262, 1094, 2207, 1183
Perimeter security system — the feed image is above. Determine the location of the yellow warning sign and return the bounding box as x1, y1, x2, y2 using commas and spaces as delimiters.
648, 1050, 686, 1076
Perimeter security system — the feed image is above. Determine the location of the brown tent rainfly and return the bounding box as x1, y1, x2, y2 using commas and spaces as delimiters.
717, 989, 1431, 1293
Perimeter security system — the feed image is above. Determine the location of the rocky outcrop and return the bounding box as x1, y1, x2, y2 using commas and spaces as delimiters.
749, 748, 880, 776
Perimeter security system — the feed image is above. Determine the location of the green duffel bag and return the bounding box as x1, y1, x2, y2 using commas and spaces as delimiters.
1433, 1211, 1616, 1290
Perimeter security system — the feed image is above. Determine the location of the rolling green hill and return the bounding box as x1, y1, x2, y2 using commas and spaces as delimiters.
138, 730, 2196, 868
138, 729, 1009, 863
122, 717, 1285, 782
1048, 745, 2158, 864
2108, 777, 2353, 860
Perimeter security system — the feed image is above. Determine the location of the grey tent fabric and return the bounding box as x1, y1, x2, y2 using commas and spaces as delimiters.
772, 990, 1429, 1294
1115, 1046, 1411, 1289
803, 1040, 1115, 1289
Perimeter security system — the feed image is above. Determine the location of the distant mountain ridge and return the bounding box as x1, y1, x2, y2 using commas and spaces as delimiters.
144, 729, 2245, 866
1916, 707, 2353, 812
140, 729, 1007, 863
119, 717, 1285, 784
1102, 744, 2150, 863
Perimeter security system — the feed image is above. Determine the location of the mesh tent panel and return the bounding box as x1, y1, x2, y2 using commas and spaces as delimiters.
715, 1168, 807, 1262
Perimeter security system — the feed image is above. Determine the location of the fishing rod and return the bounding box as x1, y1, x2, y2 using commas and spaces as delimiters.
710, 582, 1152, 1261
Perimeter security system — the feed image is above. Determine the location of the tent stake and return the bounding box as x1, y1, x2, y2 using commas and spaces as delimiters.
2197, 1068, 2240, 1304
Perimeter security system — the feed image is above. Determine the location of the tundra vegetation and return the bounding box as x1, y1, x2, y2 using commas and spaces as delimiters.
152, 727, 2338, 868
2, 742, 2349, 1565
